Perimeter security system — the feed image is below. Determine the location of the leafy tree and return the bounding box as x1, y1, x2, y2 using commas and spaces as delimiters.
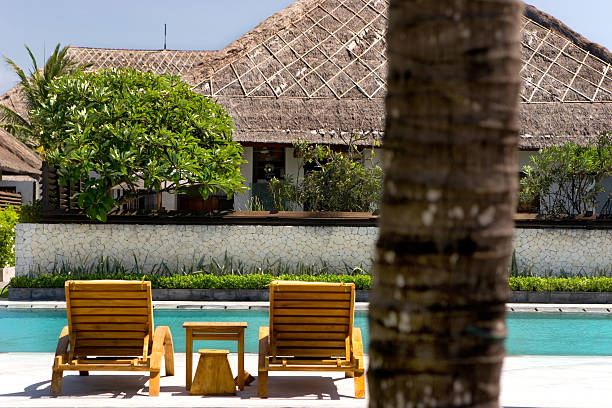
30, 68, 245, 221
268, 140, 383, 212
0, 206, 19, 268
0, 44, 87, 148
297, 142, 382, 212
520, 135, 612, 215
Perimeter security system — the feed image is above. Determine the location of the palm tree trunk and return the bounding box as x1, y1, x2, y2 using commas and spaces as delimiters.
369, 1, 522, 407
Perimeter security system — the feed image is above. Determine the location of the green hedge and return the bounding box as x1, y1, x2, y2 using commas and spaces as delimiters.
8, 273, 372, 290
508, 276, 612, 292
11, 274, 612, 293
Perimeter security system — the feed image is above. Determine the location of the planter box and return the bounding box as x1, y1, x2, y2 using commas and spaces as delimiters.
10, 288, 612, 304
8, 288, 371, 302
509, 291, 612, 304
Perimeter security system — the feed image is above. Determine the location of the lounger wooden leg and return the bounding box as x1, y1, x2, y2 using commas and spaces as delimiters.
354, 371, 365, 399
257, 326, 270, 398
257, 370, 268, 398
79, 371, 89, 376
352, 327, 365, 399
51, 327, 69, 396
149, 370, 160, 396
50, 369, 63, 396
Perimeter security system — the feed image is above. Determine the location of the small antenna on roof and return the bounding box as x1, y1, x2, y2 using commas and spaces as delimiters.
164, 24, 167, 50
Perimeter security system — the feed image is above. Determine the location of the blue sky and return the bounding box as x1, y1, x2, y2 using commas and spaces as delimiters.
1, 0, 610, 94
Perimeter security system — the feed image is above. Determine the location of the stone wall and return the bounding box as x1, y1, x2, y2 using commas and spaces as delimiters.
14, 223, 612, 276
15, 223, 378, 275
513, 228, 612, 275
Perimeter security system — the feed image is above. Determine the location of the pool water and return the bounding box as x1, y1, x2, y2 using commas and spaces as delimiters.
2, 309, 612, 355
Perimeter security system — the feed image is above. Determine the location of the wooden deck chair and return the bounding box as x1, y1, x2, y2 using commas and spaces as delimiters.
51, 280, 174, 396
258, 280, 365, 399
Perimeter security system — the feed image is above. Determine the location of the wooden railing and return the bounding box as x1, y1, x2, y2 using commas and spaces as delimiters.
0, 191, 22, 209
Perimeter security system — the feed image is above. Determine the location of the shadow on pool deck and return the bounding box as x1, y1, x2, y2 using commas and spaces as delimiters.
0, 372, 353, 401
1, 374, 149, 399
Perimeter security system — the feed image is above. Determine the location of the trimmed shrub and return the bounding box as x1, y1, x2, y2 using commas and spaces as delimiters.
9, 273, 372, 291
0, 207, 19, 267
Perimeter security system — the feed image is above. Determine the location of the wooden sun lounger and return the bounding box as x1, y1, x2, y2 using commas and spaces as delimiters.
51, 280, 174, 396
257, 280, 365, 398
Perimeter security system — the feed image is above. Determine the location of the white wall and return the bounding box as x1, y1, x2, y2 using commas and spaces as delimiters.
15, 223, 377, 275
14, 223, 612, 277
363, 148, 383, 169
514, 228, 612, 275
233, 147, 253, 210
518, 150, 536, 169
0, 178, 38, 205
285, 147, 300, 181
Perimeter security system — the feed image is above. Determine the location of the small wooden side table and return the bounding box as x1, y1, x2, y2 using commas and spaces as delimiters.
190, 349, 236, 395
183, 322, 248, 391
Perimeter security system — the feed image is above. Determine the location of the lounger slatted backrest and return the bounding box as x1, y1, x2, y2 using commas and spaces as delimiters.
65, 280, 153, 358
269, 281, 355, 359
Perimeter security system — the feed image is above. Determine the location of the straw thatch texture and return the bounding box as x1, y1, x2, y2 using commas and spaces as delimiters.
0, 129, 42, 176
0, 86, 28, 120
67, 47, 212, 78
192, 0, 387, 100
521, 6, 612, 103
224, 97, 384, 144
3, 1, 612, 150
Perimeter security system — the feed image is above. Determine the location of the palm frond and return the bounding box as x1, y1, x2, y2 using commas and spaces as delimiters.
0, 122, 35, 147
2, 43, 90, 149
24, 45, 39, 73
0, 104, 29, 128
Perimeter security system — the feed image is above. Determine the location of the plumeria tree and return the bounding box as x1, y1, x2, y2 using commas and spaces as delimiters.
31, 68, 245, 221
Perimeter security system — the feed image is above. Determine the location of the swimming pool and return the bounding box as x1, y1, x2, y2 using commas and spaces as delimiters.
2, 309, 612, 355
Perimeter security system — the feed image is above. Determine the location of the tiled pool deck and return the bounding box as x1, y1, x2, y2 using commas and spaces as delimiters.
2, 301, 612, 407
1, 353, 611, 407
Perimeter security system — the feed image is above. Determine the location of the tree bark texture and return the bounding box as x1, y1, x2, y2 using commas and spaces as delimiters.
369, 1, 522, 407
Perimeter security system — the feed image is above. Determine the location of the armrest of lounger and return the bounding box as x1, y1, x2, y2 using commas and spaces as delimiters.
258, 326, 270, 370
151, 326, 174, 376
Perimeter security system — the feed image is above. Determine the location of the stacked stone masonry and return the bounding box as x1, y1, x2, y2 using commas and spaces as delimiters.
14, 224, 612, 276
513, 228, 612, 275
15, 223, 378, 275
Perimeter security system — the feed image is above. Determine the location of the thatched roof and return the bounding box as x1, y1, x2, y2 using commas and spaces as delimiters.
0, 86, 28, 122
0, 128, 42, 177
3, 1, 612, 150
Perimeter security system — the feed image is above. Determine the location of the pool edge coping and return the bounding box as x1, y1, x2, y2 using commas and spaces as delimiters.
1, 301, 612, 313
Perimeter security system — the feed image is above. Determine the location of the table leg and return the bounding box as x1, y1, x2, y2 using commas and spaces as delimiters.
238, 330, 245, 391
186, 329, 193, 390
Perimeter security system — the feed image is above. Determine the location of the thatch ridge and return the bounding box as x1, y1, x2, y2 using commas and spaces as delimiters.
524, 4, 612, 64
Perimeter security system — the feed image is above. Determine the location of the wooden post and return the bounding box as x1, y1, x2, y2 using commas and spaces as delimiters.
238, 329, 245, 390
186, 328, 193, 390
41, 161, 49, 214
